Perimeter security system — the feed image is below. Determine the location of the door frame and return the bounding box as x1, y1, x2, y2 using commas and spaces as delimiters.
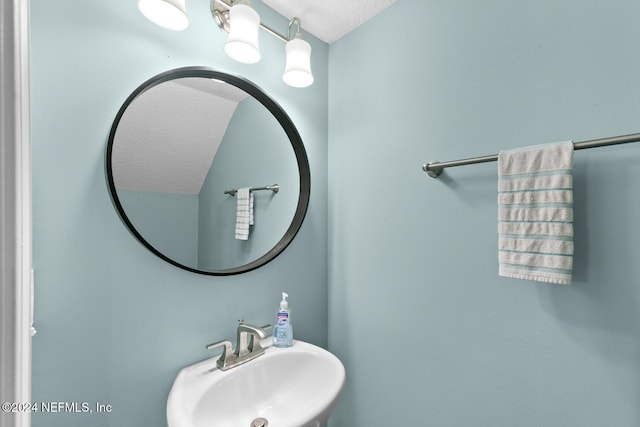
1, 0, 32, 426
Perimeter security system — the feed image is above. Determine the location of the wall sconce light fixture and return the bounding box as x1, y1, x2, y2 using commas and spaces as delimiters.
138, 0, 313, 87
223, 1, 262, 64
212, 0, 314, 88
138, 0, 189, 31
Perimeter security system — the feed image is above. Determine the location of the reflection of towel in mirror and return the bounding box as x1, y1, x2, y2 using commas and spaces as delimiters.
249, 190, 254, 226
235, 188, 253, 240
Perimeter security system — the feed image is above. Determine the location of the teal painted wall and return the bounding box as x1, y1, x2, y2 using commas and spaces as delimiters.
118, 190, 198, 266
328, 1, 640, 426
31, 0, 640, 426
29, 0, 328, 426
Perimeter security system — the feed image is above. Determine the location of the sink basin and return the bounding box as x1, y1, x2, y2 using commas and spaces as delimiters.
167, 339, 346, 427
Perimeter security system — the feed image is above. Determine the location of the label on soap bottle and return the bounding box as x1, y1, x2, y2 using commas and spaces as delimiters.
277, 311, 289, 327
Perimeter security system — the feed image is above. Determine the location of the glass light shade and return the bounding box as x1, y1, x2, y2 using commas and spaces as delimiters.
224, 4, 261, 64
138, 0, 188, 31
282, 37, 313, 88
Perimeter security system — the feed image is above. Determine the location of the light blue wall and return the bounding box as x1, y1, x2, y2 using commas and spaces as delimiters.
118, 190, 198, 266
29, 0, 328, 426
31, 0, 640, 425
329, 1, 640, 426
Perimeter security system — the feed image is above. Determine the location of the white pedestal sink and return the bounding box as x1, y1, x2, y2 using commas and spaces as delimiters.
167, 339, 345, 427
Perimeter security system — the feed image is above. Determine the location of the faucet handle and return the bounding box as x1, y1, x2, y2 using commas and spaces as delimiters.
206, 339, 233, 355
205, 340, 234, 370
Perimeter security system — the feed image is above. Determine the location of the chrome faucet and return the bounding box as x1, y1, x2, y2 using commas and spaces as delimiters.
206, 321, 271, 371
236, 322, 269, 357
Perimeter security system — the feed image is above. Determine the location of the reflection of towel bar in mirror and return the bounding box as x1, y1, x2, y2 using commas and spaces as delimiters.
224, 184, 280, 197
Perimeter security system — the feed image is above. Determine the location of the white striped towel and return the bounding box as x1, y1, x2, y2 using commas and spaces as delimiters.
497, 141, 574, 285
249, 191, 254, 226
235, 188, 252, 240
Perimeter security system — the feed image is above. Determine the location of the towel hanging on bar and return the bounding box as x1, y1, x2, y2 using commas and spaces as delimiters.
497, 142, 574, 285
235, 188, 252, 240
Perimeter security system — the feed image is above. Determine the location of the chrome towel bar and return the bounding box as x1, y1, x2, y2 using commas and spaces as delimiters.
423, 132, 640, 178
224, 184, 279, 196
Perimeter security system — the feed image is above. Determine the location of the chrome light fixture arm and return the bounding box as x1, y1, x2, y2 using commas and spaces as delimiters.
211, 0, 301, 43
211, 0, 314, 87
138, 0, 313, 86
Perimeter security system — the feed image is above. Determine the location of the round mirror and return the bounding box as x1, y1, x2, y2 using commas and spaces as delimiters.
106, 67, 310, 275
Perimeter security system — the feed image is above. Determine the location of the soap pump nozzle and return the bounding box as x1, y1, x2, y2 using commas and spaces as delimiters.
280, 292, 289, 310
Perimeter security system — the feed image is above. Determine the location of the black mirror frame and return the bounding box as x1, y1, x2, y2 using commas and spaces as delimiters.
106, 66, 311, 275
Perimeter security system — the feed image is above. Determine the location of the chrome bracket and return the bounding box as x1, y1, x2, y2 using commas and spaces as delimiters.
422, 162, 443, 178
211, 0, 231, 33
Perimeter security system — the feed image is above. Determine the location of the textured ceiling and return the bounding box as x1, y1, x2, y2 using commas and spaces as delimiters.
262, 0, 398, 44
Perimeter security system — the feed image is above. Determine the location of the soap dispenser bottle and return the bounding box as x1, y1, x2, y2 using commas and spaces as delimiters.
273, 292, 293, 348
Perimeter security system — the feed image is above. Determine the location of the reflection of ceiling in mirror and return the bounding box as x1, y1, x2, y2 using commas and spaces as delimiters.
112, 78, 249, 195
